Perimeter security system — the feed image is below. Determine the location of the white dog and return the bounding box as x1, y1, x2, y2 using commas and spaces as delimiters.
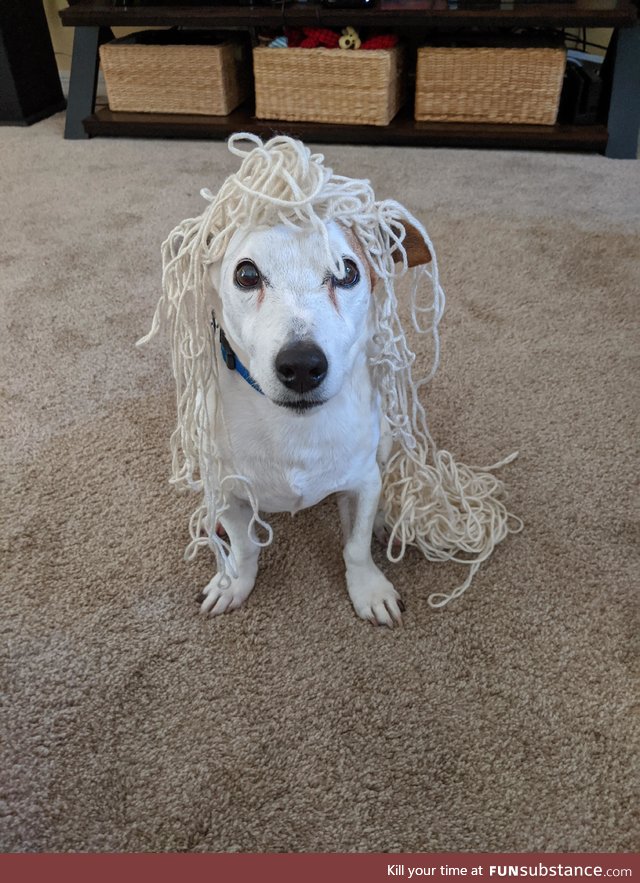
199, 220, 429, 626
141, 134, 518, 627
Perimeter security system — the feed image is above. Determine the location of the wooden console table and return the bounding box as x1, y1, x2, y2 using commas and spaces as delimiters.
60, 0, 639, 157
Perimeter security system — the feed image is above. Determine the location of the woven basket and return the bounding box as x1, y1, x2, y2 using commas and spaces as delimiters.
415, 47, 566, 125
253, 45, 404, 126
100, 41, 250, 115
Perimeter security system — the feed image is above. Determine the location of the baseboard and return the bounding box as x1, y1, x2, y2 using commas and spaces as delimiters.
59, 70, 108, 102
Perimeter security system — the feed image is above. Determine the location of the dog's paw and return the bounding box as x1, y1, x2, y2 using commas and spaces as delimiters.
346, 565, 404, 627
197, 571, 255, 616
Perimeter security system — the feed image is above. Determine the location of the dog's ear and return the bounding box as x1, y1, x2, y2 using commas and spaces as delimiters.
346, 221, 431, 289
392, 220, 432, 267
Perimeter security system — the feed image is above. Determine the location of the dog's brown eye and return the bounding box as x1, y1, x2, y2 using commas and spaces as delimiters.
234, 260, 261, 289
334, 258, 360, 289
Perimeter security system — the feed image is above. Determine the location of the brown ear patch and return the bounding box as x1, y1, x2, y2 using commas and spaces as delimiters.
392, 220, 432, 267
344, 221, 431, 286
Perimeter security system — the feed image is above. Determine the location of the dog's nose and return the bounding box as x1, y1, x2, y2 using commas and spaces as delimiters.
275, 341, 328, 393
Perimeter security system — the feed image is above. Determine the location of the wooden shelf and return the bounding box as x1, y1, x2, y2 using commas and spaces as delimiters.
62, 0, 638, 29
85, 105, 609, 151
61, 0, 638, 152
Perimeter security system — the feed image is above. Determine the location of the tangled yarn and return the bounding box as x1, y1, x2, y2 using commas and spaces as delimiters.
139, 133, 522, 607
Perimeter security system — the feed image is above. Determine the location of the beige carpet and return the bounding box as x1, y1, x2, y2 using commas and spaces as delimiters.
1, 115, 638, 853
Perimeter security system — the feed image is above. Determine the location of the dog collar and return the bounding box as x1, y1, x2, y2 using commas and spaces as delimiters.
211, 311, 264, 396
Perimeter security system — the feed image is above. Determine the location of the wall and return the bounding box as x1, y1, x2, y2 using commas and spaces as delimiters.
43, 0, 144, 72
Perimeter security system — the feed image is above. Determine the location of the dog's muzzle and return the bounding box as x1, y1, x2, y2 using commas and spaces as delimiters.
275, 341, 328, 395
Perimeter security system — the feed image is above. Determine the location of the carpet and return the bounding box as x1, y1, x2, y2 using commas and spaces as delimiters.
1, 115, 638, 852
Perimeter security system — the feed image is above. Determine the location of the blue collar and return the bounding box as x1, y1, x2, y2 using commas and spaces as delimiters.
212, 311, 264, 396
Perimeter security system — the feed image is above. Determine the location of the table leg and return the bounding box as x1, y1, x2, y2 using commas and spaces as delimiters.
605, 24, 640, 159
64, 25, 111, 140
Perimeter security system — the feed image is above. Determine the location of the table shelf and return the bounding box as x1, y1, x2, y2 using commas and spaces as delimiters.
61, 0, 639, 155
61, 0, 638, 29
85, 105, 609, 152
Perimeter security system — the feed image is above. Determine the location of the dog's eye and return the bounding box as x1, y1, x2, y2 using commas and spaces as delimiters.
234, 260, 261, 289
333, 258, 360, 289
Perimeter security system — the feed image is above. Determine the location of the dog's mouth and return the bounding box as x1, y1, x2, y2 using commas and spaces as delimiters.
272, 398, 327, 414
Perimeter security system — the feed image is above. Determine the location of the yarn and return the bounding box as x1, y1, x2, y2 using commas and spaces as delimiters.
139, 133, 522, 606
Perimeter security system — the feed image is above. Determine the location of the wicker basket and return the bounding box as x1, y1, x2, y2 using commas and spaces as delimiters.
415, 46, 566, 125
100, 39, 250, 115
253, 45, 404, 126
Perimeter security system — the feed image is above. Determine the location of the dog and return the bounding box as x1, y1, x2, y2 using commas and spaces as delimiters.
198, 216, 430, 627
144, 134, 516, 626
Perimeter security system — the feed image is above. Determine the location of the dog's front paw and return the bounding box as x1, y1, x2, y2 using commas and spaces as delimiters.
197, 570, 256, 616
346, 565, 404, 627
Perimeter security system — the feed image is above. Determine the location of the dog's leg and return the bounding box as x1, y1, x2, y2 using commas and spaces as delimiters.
199, 497, 260, 616
337, 493, 353, 543
344, 470, 403, 627
373, 420, 395, 547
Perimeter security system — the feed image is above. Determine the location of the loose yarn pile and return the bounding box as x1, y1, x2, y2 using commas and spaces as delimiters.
139, 132, 522, 607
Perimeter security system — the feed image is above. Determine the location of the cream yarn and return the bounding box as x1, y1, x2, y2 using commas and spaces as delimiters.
139, 133, 522, 606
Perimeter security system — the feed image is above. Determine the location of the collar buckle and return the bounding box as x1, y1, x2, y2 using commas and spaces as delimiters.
212, 313, 264, 396
221, 332, 236, 370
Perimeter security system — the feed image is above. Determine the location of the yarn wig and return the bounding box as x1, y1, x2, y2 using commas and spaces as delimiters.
139, 133, 522, 607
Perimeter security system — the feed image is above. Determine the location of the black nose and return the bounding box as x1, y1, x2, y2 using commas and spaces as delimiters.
275, 341, 328, 394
